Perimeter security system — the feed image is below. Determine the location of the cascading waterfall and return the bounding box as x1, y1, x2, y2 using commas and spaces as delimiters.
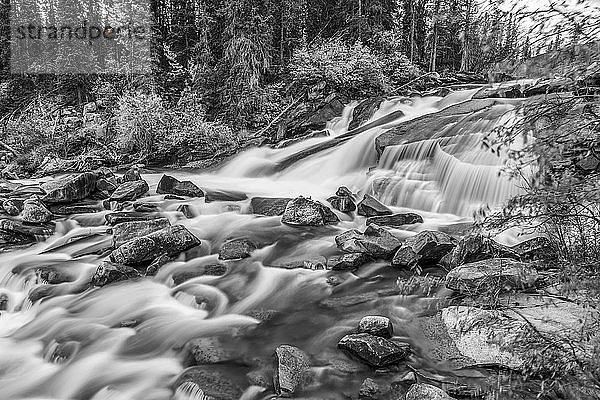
0, 88, 532, 400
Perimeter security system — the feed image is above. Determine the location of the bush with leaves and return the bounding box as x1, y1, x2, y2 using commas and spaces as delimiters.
288, 39, 390, 98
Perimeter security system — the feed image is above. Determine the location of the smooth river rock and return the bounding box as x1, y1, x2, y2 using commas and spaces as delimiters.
112, 218, 171, 248
338, 333, 409, 367
157, 174, 204, 197
219, 238, 258, 260
282, 196, 339, 226
445, 258, 539, 294
336, 224, 402, 259
356, 194, 392, 217
110, 180, 149, 202
21, 198, 53, 223
273, 345, 312, 397
366, 213, 423, 228
250, 197, 291, 216
406, 383, 455, 400
327, 253, 372, 270
41, 172, 98, 203
109, 225, 200, 265
358, 316, 393, 338
91, 261, 142, 286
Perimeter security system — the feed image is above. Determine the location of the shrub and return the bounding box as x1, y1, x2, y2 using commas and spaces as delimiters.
369, 30, 423, 87
288, 39, 390, 98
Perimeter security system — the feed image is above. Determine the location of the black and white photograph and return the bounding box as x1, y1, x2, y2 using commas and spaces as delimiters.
0, 0, 599, 399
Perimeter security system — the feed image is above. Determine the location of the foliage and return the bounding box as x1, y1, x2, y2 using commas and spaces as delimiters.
288, 39, 390, 97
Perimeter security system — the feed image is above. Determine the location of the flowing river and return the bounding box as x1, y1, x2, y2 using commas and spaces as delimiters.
0, 89, 528, 399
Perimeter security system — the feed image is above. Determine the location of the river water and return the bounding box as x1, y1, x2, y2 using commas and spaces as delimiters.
0, 89, 527, 399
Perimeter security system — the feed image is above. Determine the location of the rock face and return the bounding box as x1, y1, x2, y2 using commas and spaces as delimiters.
357, 194, 392, 217
446, 258, 539, 294
109, 225, 200, 265
110, 180, 149, 202
392, 231, 457, 268
358, 316, 393, 338
112, 218, 171, 248
21, 198, 53, 223
441, 234, 518, 269
157, 174, 204, 197
273, 345, 312, 397
406, 383, 455, 400
327, 253, 372, 270
282, 196, 339, 226
337, 333, 409, 367
41, 172, 98, 203
218, 238, 258, 260
91, 261, 142, 286
336, 224, 403, 259
250, 197, 291, 216
366, 213, 423, 228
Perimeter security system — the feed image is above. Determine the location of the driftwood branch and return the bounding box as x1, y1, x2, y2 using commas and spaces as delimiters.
252, 96, 303, 138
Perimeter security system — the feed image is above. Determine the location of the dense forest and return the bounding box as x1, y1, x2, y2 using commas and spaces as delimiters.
0, 0, 571, 175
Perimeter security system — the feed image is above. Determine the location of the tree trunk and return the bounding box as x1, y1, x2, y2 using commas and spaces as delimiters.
429, 0, 441, 72
460, 0, 472, 72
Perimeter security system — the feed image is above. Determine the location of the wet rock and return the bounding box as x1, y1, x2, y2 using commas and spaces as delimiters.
0, 292, 9, 310
275, 130, 330, 148
358, 316, 393, 338
21, 198, 53, 223
337, 224, 403, 259
406, 383, 455, 400
177, 204, 196, 219
189, 336, 237, 365
172, 264, 228, 285
441, 234, 518, 269
392, 231, 457, 268
523, 77, 575, 97
157, 174, 204, 197
110, 180, 149, 202
357, 194, 392, 217
282, 196, 339, 226
91, 261, 142, 286
396, 371, 417, 386
327, 195, 356, 213
48, 202, 104, 215
105, 212, 163, 226
133, 202, 159, 213
510, 237, 555, 261
36, 267, 72, 284
0, 219, 53, 238
337, 333, 409, 367
28, 285, 57, 302
41, 172, 98, 203
145, 254, 173, 276
47, 341, 80, 364
121, 166, 141, 182
250, 197, 292, 216
366, 213, 423, 228
473, 84, 523, 99
350, 97, 384, 131
359, 378, 380, 400
446, 258, 539, 294
2, 198, 24, 216
173, 365, 247, 400
327, 253, 372, 270
112, 218, 171, 248
204, 190, 247, 203
336, 186, 353, 197
219, 238, 258, 260
109, 225, 200, 265
335, 229, 362, 247
95, 178, 117, 197
273, 345, 312, 397
273, 257, 327, 270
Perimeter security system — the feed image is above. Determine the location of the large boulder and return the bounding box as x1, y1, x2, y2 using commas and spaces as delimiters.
357, 194, 392, 217
338, 333, 409, 367
250, 197, 291, 216
510, 237, 555, 261
366, 213, 423, 228
357, 316, 393, 338
441, 234, 519, 269
392, 231, 457, 268
336, 224, 403, 259
109, 225, 200, 265
406, 383, 455, 400
218, 238, 258, 260
112, 218, 171, 248
91, 261, 142, 286
21, 198, 53, 223
41, 172, 98, 203
282, 196, 339, 226
446, 258, 539, 294
157, 174, 204, 198
110, 180, 149, 202
273, 345, 312, 397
